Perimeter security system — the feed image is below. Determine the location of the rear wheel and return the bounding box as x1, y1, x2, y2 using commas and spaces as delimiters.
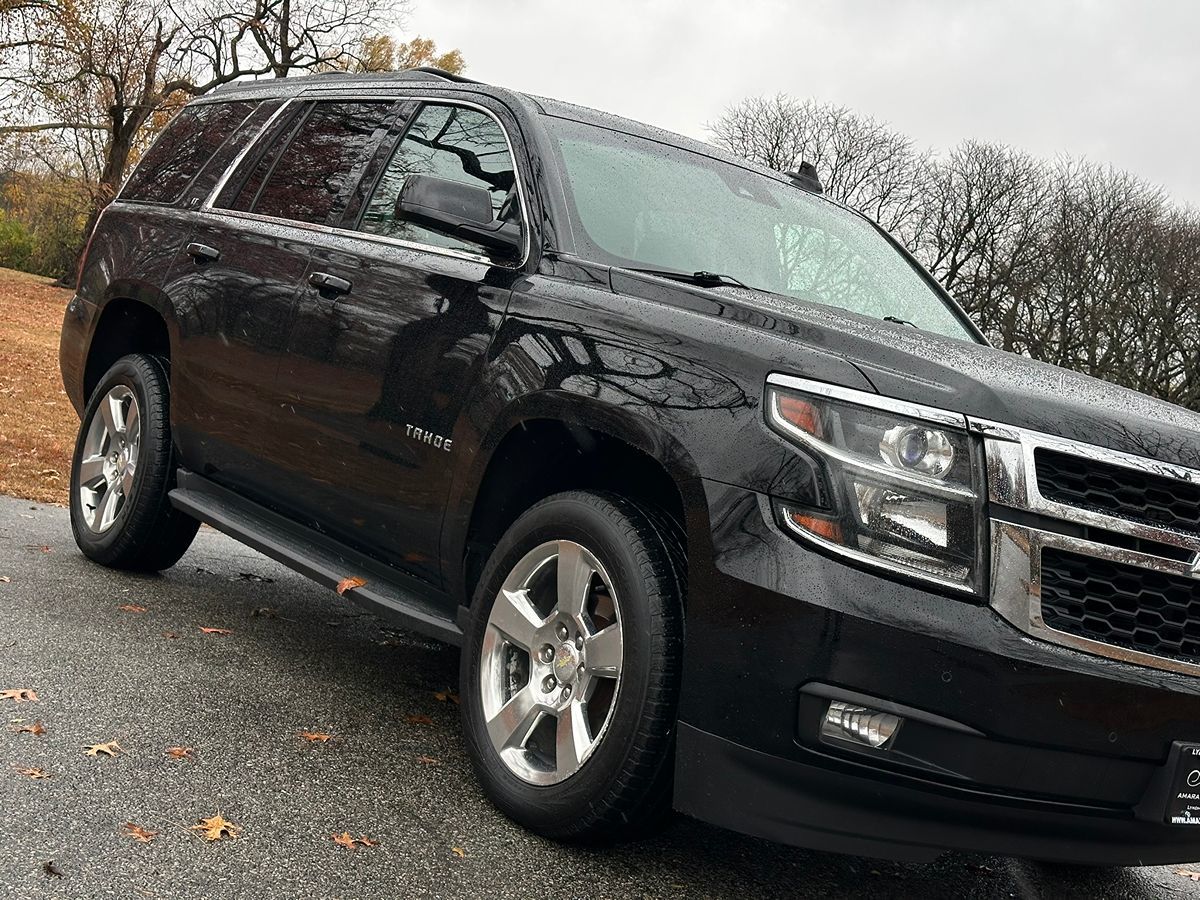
460, 490, 683, 842
69, 353, 198, 571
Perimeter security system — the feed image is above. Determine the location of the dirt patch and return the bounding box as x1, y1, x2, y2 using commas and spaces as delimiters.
0, 267, 76, 504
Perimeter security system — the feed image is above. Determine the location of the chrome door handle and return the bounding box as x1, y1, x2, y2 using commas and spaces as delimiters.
309, 271, 352, 295
186, 242, 220, 262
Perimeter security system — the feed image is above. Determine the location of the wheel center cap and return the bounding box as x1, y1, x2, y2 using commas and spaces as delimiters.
553, 643, 581, 683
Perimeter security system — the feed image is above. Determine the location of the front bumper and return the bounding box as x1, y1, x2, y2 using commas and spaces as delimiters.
673, 481, 1200, 864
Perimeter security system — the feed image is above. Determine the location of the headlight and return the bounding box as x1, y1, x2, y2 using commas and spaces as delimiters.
765, 375, 983, 595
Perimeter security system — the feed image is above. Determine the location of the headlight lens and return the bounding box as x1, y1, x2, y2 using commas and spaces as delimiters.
766, 381, 983, 594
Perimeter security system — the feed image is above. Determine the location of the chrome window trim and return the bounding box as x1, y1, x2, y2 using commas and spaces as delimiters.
992, 520, 1200, 679
765, 374, 967, 430
200, 96, 531, 270
203, 98, 297, 209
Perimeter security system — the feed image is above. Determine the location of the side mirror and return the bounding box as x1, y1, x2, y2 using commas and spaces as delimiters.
394, 174, 521, 257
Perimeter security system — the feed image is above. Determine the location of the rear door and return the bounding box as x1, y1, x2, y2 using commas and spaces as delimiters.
165, 98, 402, 507
271, 99, 530, 586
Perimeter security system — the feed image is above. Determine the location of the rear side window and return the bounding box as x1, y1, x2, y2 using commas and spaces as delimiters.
227, 101, 393, 225
122, 101, 256, 204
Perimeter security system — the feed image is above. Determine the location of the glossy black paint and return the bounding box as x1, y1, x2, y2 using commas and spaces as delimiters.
58, 71, 1200, 862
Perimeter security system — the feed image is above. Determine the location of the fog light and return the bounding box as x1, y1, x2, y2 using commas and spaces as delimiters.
821, 701, 902, 750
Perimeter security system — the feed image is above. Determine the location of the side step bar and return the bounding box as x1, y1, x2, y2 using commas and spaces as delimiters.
169, 470, 462, 645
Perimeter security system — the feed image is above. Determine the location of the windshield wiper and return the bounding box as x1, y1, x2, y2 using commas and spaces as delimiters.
627, 267, 748, 289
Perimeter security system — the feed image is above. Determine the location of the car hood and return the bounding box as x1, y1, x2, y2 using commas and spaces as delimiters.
712, 286, 1200, 470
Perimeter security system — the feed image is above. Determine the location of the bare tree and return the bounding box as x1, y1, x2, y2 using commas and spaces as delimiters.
0, 0, 407, 233
709, 94, 931, 242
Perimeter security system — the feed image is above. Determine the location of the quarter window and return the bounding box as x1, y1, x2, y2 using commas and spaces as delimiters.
359, 104, 521, 259
122, 101, 256, 204
228, 101, 393, 225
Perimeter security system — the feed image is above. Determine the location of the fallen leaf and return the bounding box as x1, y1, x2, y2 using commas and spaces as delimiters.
238, 572, 273, 583
25, 544, 51, 553
0, 575, 10, 583
123, 822, 158, 843
166, 746, 194, 760
332, 832, 378, 850
433, 688, 460, 705
451, 846, 466, 858
1, 689, 38, 703
300, 731, 333, 743
416, 755, 440, 766
162, 631, 179, 639
1177, 869, 1200, 882
191, 814, 241, 842
199, 627, 232, 636
12, 721, 45, 735
85, 740, 123, 758
42, 860, 64, 878
14, 766, 51, 779
405, 714, 434, 726
118, 604, 148, 613
336, 576, 366, 596
251, 607, 291, 620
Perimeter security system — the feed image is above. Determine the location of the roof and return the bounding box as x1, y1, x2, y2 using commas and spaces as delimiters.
204, 67, 832, 199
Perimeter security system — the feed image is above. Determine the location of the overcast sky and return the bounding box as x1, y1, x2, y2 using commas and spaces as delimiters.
405, 0, 1200, 208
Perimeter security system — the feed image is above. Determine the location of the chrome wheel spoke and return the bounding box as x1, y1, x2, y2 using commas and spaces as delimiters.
584, 623, 623, 676
489, 588, 543, 650
121, 463, 136, 497
97, 481, 122, 531
487, 684, 543, 752
555, 699, 592, 774
123, 398, 139, 443
100, 392, 124, 437
555, 540, 594, 619
78, 454, 106, 486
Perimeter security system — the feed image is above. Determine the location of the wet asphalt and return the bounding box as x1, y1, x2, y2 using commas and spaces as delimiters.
3, 493, 1200, 899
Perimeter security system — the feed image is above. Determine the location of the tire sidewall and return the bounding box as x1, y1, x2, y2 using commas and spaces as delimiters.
69, 357, 160, 557
461, 494, 668, 830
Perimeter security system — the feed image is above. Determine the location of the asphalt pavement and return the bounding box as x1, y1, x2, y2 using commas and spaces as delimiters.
3, 493, 1200, 899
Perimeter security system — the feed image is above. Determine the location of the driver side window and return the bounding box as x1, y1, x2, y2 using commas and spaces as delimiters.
358, 104, 520, 259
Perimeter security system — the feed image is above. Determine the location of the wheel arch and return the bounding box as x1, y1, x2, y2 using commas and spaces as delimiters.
82, 283, 178, 403
445, 393, 709, 609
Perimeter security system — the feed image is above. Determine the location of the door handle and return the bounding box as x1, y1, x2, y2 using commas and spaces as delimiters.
186, 242, 220, 262
309, 271, 352, 295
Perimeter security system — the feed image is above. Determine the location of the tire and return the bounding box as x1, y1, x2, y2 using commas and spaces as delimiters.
460, 490, 684, 842
69, 353, 199, 571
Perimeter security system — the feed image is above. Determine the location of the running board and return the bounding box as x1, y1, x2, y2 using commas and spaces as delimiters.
169, 470, 462, 645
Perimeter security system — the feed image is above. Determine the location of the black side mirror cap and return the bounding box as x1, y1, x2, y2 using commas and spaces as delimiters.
395, 174, 521, 257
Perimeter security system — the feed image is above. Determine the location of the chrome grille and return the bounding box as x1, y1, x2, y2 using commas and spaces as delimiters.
976, 418, 1200, 677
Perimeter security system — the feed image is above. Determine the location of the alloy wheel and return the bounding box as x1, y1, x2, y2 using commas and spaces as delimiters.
479, 539, 624, 785
77, 385, 141, 533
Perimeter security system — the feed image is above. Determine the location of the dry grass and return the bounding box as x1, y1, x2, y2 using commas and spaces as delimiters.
0, 267, 77, 504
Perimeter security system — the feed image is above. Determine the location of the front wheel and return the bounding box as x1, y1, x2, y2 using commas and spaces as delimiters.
460, 490, 684, 842
69, 353, 198, 571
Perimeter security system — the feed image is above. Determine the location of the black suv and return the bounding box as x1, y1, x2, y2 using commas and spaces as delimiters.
59, 67, 1200, 865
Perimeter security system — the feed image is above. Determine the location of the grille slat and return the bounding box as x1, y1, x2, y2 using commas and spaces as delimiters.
1035, 448, 1200, 534
1041, 548, 1200, 664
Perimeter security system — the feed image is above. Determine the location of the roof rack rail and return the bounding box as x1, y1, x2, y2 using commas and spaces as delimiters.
401, 66, 483, 85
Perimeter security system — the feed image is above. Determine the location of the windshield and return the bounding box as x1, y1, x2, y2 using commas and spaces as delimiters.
544, 116, 977, 342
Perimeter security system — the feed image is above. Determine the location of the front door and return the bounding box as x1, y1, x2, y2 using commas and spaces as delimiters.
273, 100, 529, 587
